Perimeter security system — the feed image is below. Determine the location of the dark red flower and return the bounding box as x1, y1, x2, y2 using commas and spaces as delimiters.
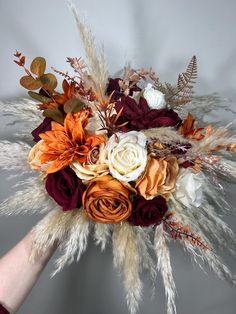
45, 167, 86, 211
128, 195, 168, 227
115, 96, 181, 131
32, 117, 52, 142
106, 78, 141, 101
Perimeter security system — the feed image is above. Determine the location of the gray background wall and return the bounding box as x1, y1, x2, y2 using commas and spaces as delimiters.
0, 0, 236, 313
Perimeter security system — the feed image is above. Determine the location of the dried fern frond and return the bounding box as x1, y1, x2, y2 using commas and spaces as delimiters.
112, 222, 142, 314
156, 56, 197, 108
154, 225, 177, 314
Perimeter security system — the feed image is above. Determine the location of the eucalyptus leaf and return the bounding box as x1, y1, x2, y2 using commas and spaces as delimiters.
20, 75, 42, 90
43, 108, 64, 124
64, 98, 85, 113
30, 57, 46, 76
28, 91, 51, 104
40, 73, 57, 92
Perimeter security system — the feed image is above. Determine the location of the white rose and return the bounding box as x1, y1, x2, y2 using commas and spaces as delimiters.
143, 83, 166, 110
106, 131, 147, 182
174, 168, 203, 207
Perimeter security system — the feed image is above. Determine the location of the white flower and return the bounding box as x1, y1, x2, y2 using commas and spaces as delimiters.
106, 131, 147, 182
143, 83, 166, 110
174, 168, 203, 207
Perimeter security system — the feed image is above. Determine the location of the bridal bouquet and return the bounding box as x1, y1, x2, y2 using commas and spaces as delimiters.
1, 5, 236, 314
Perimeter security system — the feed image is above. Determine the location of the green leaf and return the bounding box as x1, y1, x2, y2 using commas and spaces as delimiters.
20, 75, 42, 90
28, 91, 51, 103
40, 73, 57, 92
64, 98, 85, 113
43, 108, 64, 124
30, 57, 46, 76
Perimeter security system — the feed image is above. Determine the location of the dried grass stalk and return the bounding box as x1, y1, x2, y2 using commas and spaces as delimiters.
155, 225, 177, 314
112, 222, 142, 314
30, 209, 75, 262
52, 210, 90, 276
68, 1, 108, 93
0, 141, 31, 174
94, 222, 112, 251
0, 177, 55, 215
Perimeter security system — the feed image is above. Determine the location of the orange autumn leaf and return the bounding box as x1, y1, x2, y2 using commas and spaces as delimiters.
39, 80, 77, 110
39, 109, 105, 174
180, 113, 204, 141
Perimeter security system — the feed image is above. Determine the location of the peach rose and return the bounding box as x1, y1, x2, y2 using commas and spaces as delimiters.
71, 143, 109, 182
82, 175, 134, 223
136, 155, 179, 200
28, 140, 46, 171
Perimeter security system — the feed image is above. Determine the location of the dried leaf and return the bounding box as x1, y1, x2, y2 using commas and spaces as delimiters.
28, 91, 51, 104
30, 57, 46, 76
43, 108, 64, 124
40, 73, 57, 92
20, 75, 42, 90
64, 98, 85, 113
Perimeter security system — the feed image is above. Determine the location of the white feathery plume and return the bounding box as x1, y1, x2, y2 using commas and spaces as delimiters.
112, 222, 142, 314
52, 210, 90, 276
176, 94, 236, 126
135, 227, 157, 285
188, 124, 236, 156
0, 98, 42, 129
171, 198, 236, 285
0, 141, 31, 174
143, 127, 186, 143
94, 222, 112, 251
171, 192, 233, 251
210, 158, 236, 181
68, 1, 108, 93
0, 177, 55, 215
30, 209, 75, 262
154, 225, 177, 314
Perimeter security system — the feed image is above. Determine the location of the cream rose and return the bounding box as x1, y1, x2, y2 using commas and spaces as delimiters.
174, 168, 203, 207
28, 140, 45, 171
71, 143, 109, 182
106, 131, 147, 182
143, 83, 166, 110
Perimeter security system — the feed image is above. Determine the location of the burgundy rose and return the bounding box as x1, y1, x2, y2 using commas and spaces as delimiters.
128, 195, 168, 227
106, 78, 141, 101
45, 167, 86, 211
32, 117, 52, 142
115, 96, 181, 132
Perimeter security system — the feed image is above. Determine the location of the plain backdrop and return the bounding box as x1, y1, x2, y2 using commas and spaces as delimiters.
0, 0, 236, 314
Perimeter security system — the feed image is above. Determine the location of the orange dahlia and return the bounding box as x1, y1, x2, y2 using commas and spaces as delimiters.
39, 109, 105, 174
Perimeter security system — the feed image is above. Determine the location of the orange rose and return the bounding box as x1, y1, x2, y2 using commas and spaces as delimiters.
136, 155, 179, 200
82, 175, 134, 223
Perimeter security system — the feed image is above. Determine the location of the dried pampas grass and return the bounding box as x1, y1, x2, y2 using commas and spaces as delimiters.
112, 222, 142, 314
0, 177, 56, 216
154, 225, 177, 314
68, 1, 108, 93
0, 141, 31, 174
